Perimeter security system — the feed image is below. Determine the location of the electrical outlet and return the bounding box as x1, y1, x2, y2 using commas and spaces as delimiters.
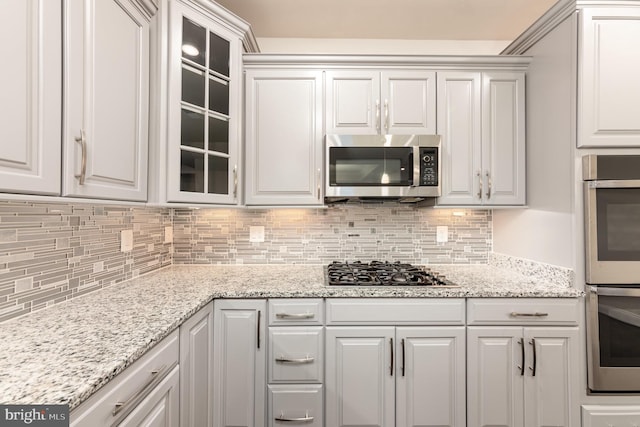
249, 226, 265, 243
164, 226, 173, 244
436, 226, 448, 243
121, 230, 133, 252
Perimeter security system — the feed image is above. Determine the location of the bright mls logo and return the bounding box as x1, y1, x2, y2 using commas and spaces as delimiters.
1, 405, 68, 426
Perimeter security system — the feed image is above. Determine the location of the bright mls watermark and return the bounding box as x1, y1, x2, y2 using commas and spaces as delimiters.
0, 405, 68, 426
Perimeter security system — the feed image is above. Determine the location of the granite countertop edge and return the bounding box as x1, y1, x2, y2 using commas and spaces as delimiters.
0, 263, 584, 411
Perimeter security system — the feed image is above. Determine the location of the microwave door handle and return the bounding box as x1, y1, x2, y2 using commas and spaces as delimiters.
412, 146, 420, 186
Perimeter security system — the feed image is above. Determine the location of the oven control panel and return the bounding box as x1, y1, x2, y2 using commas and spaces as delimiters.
420, 147, 439, 186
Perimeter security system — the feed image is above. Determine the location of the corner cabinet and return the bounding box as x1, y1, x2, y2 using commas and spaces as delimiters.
466, 299, 581, 427
213, 299, 267, 427
0, 0, 61, 196
325, 70, 436, 135
63, 0, 153, 201
244, 68, 324, 206
163, 0, 243, 204
437, 71, 525, 206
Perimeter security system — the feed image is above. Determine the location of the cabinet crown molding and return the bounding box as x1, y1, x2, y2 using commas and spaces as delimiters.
242, 54, 531, 70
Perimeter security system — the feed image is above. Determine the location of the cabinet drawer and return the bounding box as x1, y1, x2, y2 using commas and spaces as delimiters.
326, 298, 465, 325
269, 327, 323, 383
268, 384, 323, 427
268, 299, 324, 325
70, 330, 179, 426
582, 405, 640, 427
467, 298, 580, 325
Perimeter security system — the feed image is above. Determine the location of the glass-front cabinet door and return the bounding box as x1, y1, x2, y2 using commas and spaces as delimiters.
167, 2, 241, 204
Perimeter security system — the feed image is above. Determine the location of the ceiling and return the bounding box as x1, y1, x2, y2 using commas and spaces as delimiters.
214, 0, 559, 41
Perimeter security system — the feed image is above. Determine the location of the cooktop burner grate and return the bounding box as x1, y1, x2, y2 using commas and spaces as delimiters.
325, 261, 457, 287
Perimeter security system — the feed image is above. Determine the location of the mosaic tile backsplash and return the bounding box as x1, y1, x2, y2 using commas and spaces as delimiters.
0, 200, 490, 322
0, 201, 172, 322
172, 204, 491, 265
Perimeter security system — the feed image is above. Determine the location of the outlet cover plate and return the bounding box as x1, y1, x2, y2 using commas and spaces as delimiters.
121, 230, 134, 252
249, 226, 265, 243
436, 226, 448, 243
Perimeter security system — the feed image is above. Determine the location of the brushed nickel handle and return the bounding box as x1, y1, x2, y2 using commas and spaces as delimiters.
275, 355, 315, 364
257, 310, 261, 349
518, 338, 525, 376
384, 99, 389, 132
275, 312, 314, 319
112, 364, 169, 417
376, 99, 381, 133
510, 312, 549, 318
477, 171, 482, 199
275, 412, 314, 423
401, 338, 405, 377
486, 171, 492, 199
529, 338, 537, 376
75, 129, 87, 185
390, 337, 394, 376
233, 165, 238, 198
317, 168, 321, 200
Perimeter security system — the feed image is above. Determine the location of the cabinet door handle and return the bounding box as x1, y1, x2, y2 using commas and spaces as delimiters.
275, 412, 314, 423
510, 312, 549, 318
376, 99, 381, 133
275, 355, 315, 364
518, 338, 525, 376
477, 171, 482, 199
486, 171, 492, 199
233, 165, 238, 198
112, 364, 170, 417
529, 338, 537, 376
384, 99, 389, 133
275, 312, 314, 319
401, 338, 405, 377
257, 310, 261, 349
75, 129, 87, 185
390, 337, 394, 376
317, 168, 321, 200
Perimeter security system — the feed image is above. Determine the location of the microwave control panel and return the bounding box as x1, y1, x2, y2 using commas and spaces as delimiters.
420, 147, 439, 186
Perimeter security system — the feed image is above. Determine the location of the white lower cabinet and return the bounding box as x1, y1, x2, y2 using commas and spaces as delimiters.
180, 302, 214, 427
70, 330, 179, 426
582, 405, 640, 427
325, 299, 466, 427
466, 299, 581, 427
213, 299, 267, 427
268, 384, 323, 427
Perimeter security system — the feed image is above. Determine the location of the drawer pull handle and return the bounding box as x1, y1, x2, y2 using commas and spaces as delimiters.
276, 312, 314, 319
510, 312, 549, 318
275, 411, 314, 423
112, 364, 170, 417
275, 355, 314, 364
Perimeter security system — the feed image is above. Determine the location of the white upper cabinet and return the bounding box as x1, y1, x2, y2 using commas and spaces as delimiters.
244, 69, 324, 206
326, 70, 436, 135
579, 7, 640, 147
0, 0, 61, 195
437, 71, 525, 206
164, 1, 243, 204
63, 0, 153, 201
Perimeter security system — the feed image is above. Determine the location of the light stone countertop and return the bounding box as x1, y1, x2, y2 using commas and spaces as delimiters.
0, 263, 583, 411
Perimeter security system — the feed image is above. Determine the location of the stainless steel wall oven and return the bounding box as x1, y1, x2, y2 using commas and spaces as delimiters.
583, 154, 640, 393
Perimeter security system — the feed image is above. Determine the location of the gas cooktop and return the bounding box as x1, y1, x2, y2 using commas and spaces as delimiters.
325, 261, 457, 287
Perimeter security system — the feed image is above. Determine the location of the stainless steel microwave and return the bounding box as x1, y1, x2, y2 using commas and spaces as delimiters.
583, 155, 640, 284
325, 134, 441, 203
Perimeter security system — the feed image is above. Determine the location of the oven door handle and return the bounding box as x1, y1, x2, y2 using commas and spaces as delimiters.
593, 286, 640, 297
587, 179, 640, 188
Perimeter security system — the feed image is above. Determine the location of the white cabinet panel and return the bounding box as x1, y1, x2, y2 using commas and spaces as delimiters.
0, 0, 61, 195
326, 70, 380, 135
325, 327, 395, 427
582, 405, 640, 427
213, 300, 266, 427
63, 0, 150, 201
381, 71, 436, 135
180, 302, 213, 427
268, 384, 323, 427
579, 8, 640, 147
245, 69, 323, 205
396, 327, 466, 427
269, 327, 323, 383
